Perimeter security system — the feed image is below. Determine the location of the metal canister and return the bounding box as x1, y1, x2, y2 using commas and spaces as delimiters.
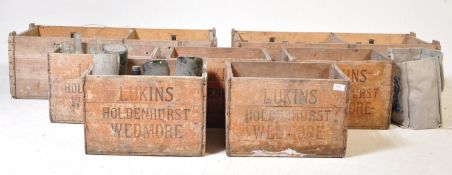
176, 57, 203, 76
103, 43, 128, 75
71, 32, 83, 54
91, 54, 120, 75
131, 66, 141, 75
87, 40, 103, 54
142, 60, 170, 76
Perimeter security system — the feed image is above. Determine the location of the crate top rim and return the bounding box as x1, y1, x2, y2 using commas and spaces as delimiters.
232, 28, 440, 45
232, 28, 416, 36
11, 23, 216, 38
85, 74, 207, 80
284, 47, 390, 58
171, 47, 265, 50
168, 47, 271, 60
226, 61, 350, 82
86, 58, 208, 79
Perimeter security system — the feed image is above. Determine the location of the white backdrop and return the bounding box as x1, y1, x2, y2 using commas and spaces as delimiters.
0, 0, 451, 175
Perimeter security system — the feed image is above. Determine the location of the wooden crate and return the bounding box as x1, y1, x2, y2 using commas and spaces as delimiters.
225, 61, 350, 157
48, 51, 93, 124
48, 45, 161, 124
9, 23, 131, 99
282, 48, 393, 129
231, 29, 441, 52
84, 59, 207, 156
125, 28, 217, 57
168, 47, 271, 128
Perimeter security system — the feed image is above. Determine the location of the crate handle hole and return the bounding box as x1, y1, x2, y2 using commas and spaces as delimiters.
269, 37, 275, 42
171, 35, 177, 41
369, 39, 375, 44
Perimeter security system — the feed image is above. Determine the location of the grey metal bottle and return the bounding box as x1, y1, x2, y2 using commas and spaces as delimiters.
103, 43, 128, 75
71, 32, 83, 54
176, 57, 203, 76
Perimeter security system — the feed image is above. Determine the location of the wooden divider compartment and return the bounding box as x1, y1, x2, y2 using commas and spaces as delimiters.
48, 44, 161, 124
84, 59, 207, 156
168, 47, 271, 128
282, 48, 393, 129
231, 29, 441, 52
125, 28, 217, 57
9, 23, 131, 99
225, 61, 350, 157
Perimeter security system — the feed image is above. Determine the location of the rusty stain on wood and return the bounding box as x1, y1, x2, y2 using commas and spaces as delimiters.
84, 60, 207, 156
225, 61, 350, 157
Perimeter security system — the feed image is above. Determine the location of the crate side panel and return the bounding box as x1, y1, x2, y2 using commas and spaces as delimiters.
49, 54, 93, 123
337, 61, 393, 129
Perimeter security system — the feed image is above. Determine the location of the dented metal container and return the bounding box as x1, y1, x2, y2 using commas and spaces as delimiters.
225, 61, 350, 157
281, 48, 393, 129
9, 23, 131, 99
83, 59, 207, 156
231, 29, 441, 54
168, 47, 271, 128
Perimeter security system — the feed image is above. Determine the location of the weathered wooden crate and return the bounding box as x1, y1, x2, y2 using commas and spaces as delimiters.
9, 23, 131, 99
48, 51, 93, 124
168, 47, 271, 128
282, 48, 393, 129
225, 61, 350, 157
125, 28, 217, 57
48, 45, 161, 124
231, 29, 441, 52
84, 59, 207, 156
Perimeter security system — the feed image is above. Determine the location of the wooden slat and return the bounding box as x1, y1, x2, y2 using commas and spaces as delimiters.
8, 33, 16, 98
37, 25, 131, 39
132, 28, 212, 41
